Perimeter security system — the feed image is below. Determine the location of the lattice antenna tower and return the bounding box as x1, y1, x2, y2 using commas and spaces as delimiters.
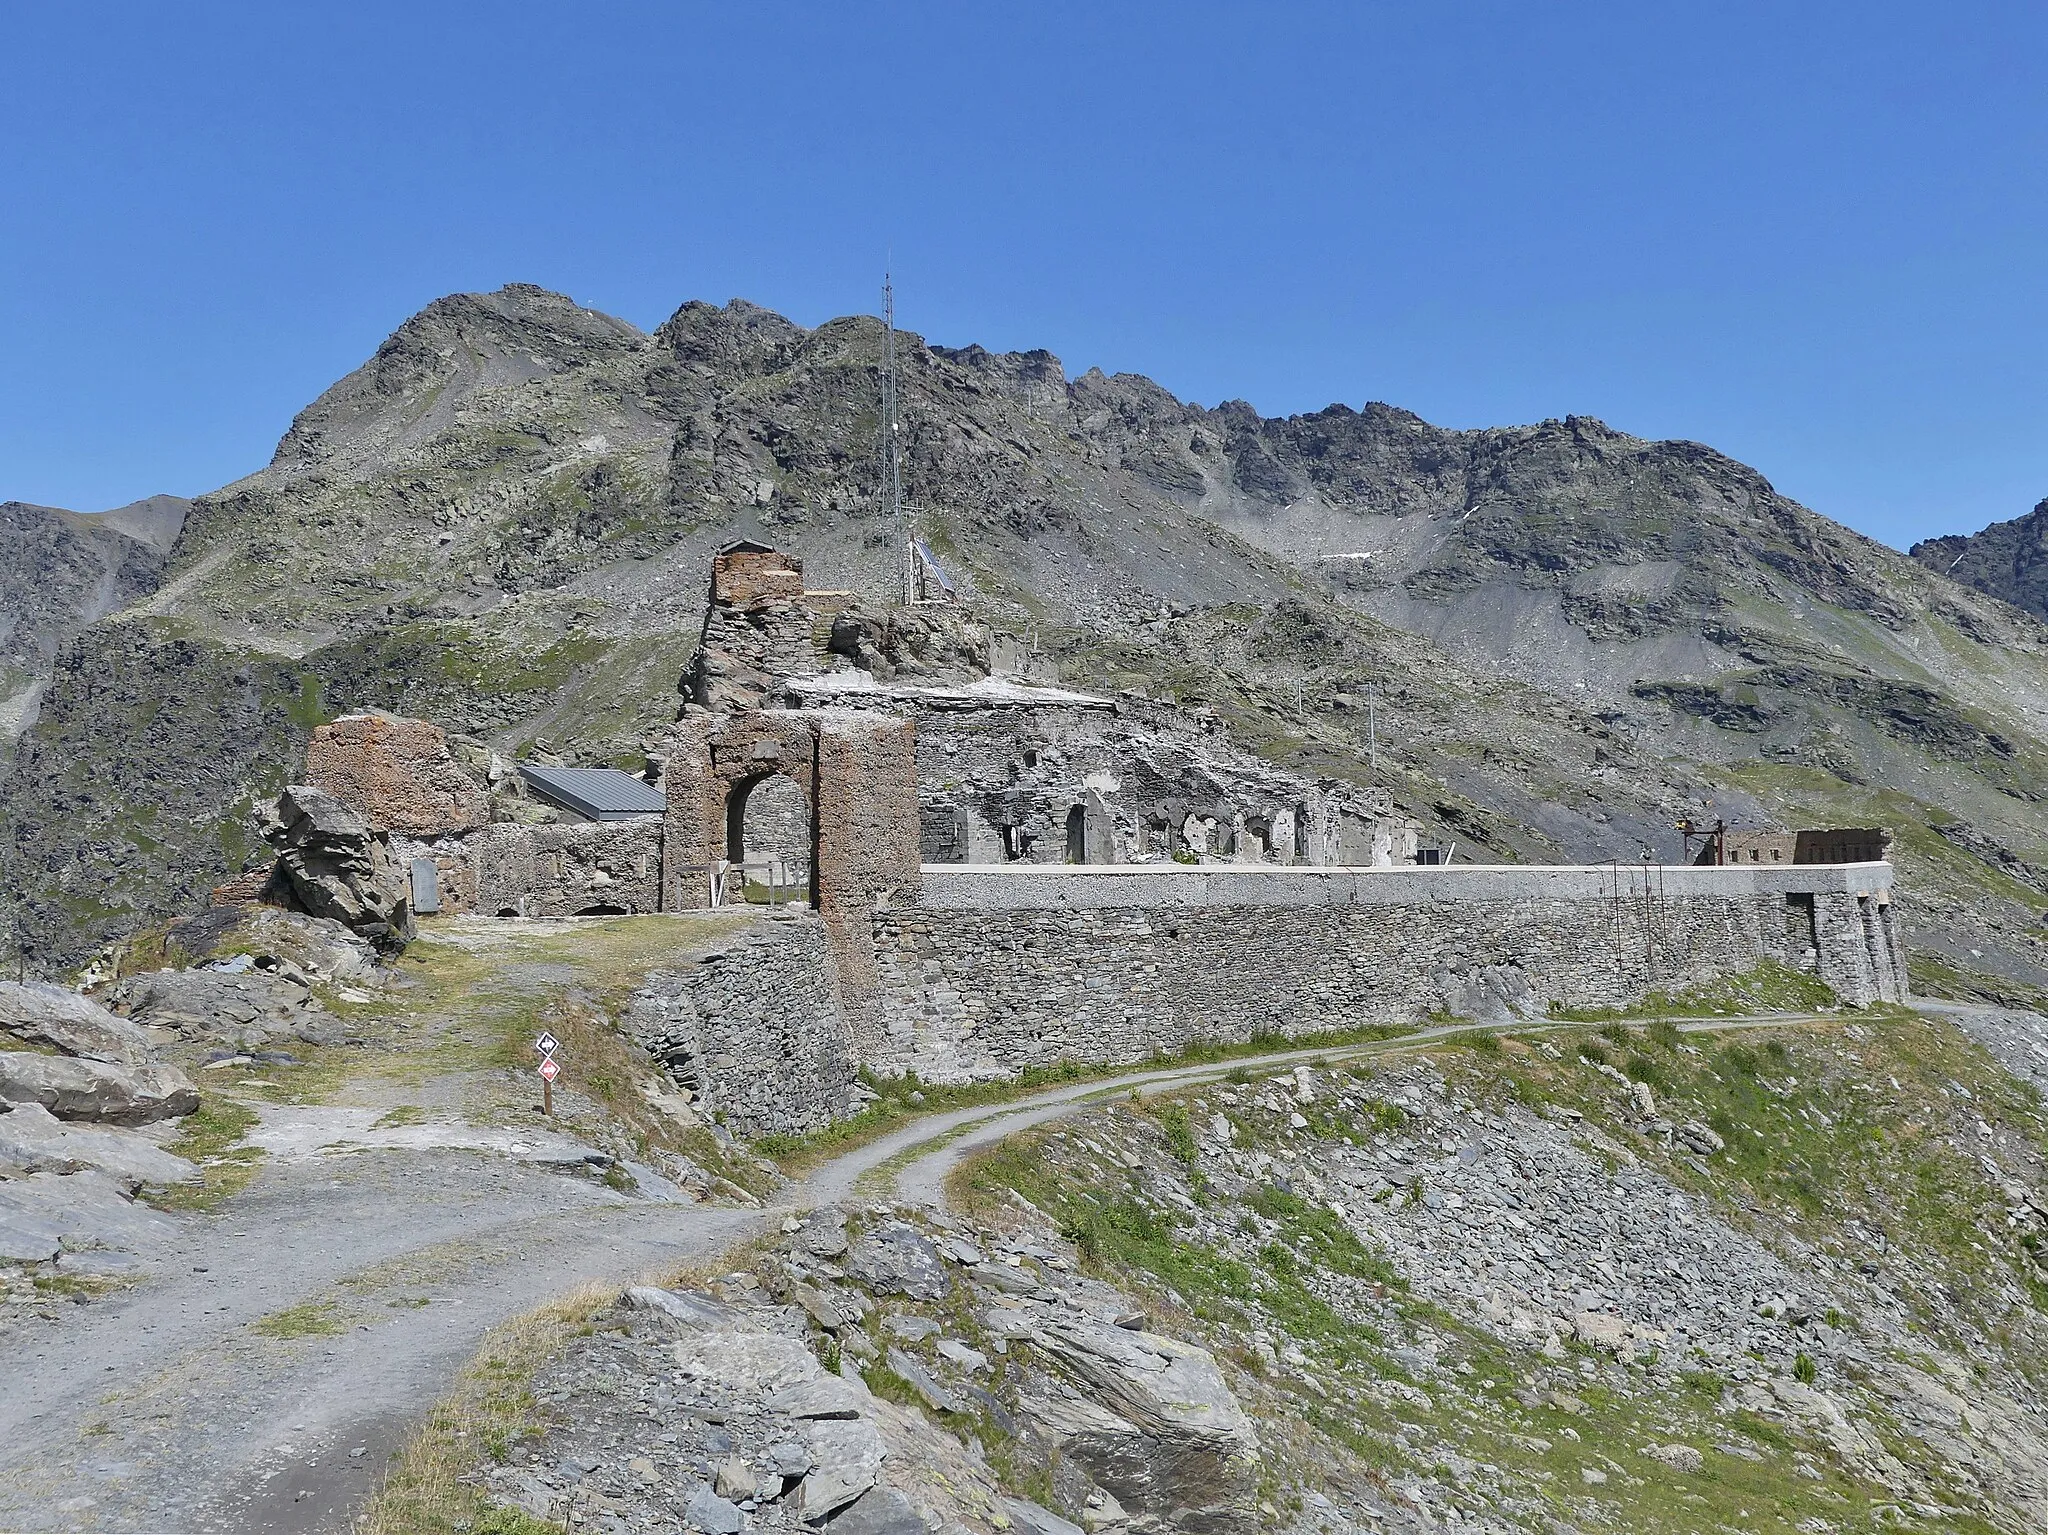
881, 273, 909, 601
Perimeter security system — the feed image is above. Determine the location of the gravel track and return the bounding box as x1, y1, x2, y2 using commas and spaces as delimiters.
0, 1011, 1833, 1534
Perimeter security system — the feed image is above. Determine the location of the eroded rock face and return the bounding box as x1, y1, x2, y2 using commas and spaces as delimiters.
1022, 1317, 1259, 1533
828, 603, 991, 682
0, 982, 150, 1064
0, 1168, 177, 1264
0, 1101, 198, 1190
844, 1223, 952, 1301
0, 1052, 198, 1125
264, 784, 413, 949
105, 966, 346, 1051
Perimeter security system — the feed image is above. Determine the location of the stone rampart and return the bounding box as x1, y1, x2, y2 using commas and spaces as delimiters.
624, 913, 856, 1139
867, 862, 1906, 1083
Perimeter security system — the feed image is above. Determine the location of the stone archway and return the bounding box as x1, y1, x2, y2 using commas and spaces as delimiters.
726, 770, 815, 903
660, 708, 920, 918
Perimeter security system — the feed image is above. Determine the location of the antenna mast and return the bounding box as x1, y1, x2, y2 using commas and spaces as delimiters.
881, 273, 908, 601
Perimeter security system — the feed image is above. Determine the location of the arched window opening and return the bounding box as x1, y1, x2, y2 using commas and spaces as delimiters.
726, 772, 814, 904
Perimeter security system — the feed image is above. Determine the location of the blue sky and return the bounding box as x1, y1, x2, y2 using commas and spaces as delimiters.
3, 3, 2045, 550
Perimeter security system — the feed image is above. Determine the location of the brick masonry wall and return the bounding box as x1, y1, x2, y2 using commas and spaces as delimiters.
867, 862, 1907, 1082
624, 913, 856, 1139
305, 714, 490, 837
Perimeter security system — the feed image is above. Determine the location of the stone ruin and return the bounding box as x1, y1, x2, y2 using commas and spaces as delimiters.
201, 542, 1911, 1132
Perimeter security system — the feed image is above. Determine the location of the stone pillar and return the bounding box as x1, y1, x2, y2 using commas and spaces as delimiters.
1811, 892, 1878, 1007
813, 713, 922, 1059
660, 719, 720, 910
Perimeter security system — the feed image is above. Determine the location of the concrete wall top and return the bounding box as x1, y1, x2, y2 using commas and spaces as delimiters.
914, 861, 1896, 910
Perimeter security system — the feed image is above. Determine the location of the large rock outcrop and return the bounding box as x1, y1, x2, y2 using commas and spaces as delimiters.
0, 1052, 198, 1125
303, 712, 490, 836
263, 785, 414, 949
0, 1102, 198, 1190
0, 981, 151, 1065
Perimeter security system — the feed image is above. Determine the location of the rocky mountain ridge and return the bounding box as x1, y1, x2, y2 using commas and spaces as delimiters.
1913, 497, 2048, 622
4, 286, 2048, 1006
0, 494, 187, 752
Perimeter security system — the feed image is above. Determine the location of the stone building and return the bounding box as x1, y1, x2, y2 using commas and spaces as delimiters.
1701, 827, 1894, 867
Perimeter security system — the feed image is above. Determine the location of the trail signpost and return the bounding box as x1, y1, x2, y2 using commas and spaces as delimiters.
535, 1032, 561, 1115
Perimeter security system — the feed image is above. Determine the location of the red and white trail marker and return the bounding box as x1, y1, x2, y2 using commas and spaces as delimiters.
538, 1051, 561, 1115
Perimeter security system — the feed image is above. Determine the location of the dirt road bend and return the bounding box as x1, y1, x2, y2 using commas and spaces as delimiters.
0, 999, 1837, 1535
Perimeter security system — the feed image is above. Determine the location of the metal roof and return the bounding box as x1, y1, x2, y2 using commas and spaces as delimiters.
518, 764, 666, 821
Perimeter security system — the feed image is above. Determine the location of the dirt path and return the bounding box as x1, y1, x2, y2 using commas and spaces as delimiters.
0, 1009, 1836, 1534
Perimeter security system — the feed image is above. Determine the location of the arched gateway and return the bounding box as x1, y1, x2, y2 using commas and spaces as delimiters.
658, 707, 921, 917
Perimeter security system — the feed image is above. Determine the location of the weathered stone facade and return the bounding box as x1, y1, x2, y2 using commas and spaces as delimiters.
658, 706, 922, 1057
865, 863, 1908, 1083
460, 820, 664, 918
788, 673, 1403, 867
303, 713, 491, 837
687, 544, 824, 712
624, 913, 856, 1139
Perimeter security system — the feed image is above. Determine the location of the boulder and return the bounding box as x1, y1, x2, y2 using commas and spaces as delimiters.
767, 1375, 869, 1421
682, 1483, 743, 1534
0, 1168, 176, 1262
104, 967, 337, 1050
621, 1284, 743, 1331
303, 713, 490, 837
673, 1328, 831, 1395
793, 1206, 850, 1258
1003, 1498, 1086, 1535
264, 784, 414, 949
1023, 1316, 1259, 1533
831, 1486, 929, 1534
0, 982, 152, 1064
796, 1417, 888, 1520
0, 1051, 199, 1124
845, 1223, 951, 1300
0, 1102, 199, 1190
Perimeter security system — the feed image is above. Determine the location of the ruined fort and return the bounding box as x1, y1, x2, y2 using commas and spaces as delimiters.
254, 544, 1909, 1138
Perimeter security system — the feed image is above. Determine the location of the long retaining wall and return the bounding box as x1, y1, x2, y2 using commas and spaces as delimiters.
865, 862, 1907, 1083
625, 914, 857, 1139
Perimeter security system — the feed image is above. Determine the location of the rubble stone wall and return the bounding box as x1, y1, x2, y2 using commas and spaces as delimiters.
867, 862, 1906, 1083
905, 695, 1390, 867
465, 820, 664, 917
624, 914, 855, 1139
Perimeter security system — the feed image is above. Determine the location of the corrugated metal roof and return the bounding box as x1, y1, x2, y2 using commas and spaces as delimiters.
518, 765, 666, 821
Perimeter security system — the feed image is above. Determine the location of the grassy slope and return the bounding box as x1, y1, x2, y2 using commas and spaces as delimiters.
956, 1010, 2048, 1534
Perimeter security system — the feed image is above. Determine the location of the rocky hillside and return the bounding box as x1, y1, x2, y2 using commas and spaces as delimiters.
1913, 498, 2048, 622
5, 286, 2048, 1004
0, 495, 186, 753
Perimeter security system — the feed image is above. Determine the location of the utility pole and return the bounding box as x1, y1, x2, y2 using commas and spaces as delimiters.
1366, 683, 1379, 772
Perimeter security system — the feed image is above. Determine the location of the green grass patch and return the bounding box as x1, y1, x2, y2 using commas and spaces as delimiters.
148, 1096, 263, 1211
250, 1301, 346, 1339
1552, 959, 1839, 1021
